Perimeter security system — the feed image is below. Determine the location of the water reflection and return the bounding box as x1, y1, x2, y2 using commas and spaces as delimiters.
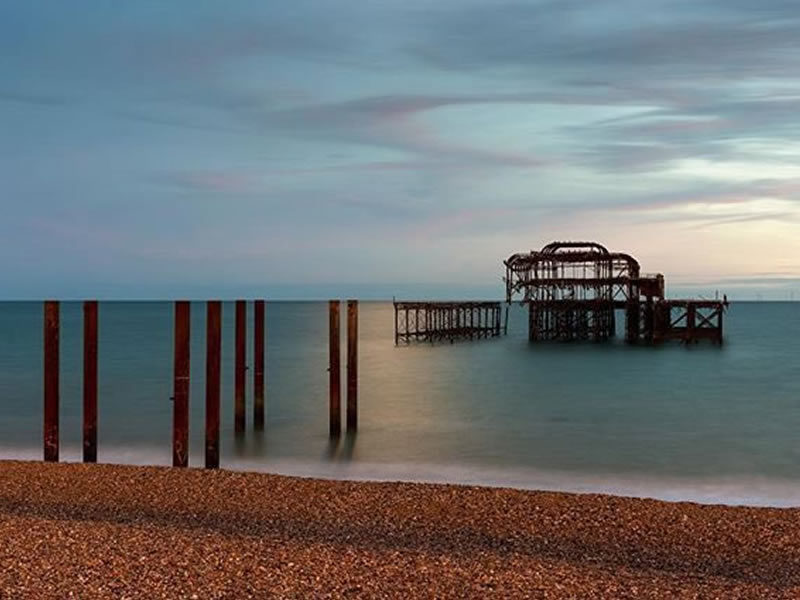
324, 432, 357, 462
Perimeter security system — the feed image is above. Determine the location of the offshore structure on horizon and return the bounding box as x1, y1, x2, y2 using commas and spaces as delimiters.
394, 241, 727, 345
505, 241, 727, 344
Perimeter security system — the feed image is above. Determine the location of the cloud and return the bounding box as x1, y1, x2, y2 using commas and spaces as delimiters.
258, 94, 550, 168
399, 1, 800, 176
155, 171, 262, 194
410, 1, 800, 79
0, 90, 71, 107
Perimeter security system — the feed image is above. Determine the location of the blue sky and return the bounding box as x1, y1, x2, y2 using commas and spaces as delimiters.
1, 1, 799, 299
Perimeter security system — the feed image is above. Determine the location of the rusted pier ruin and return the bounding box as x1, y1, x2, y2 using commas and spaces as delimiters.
505, 241, 727, 344
394, 301, 504, 344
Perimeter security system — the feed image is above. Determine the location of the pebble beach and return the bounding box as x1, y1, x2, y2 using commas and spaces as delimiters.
1, 461, 799, 599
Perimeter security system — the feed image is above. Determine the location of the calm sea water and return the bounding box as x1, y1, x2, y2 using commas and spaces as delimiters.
1, 301, 799, 506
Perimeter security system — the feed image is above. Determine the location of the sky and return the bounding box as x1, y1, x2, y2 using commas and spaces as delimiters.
1, 1, 799, 300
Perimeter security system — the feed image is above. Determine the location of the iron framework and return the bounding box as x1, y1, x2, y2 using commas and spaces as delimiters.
505, 241, 726, 344
394, 301, 505, 344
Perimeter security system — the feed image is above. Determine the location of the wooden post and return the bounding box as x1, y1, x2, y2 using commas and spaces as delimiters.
346, 300, 358, 433
83, 301, 98, 463
329, 300, 341, 437
172, 301, 190, 468
205, 301, 222, 469
43, 301, 59, 463
254, 300, 265, 431
235, 300, 246, 434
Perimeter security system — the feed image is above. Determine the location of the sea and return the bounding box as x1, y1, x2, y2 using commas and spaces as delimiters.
1, 300, 798, 507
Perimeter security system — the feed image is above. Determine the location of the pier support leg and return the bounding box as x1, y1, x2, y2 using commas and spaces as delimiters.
254, 300, 265, 431
83, 301, 98, 463
642, 299, 654, 344
205, 301, 221, 469
172, 301, 190, 468
393, 302, 399, 346
625, 301, 640, 344
346, 300, 358, 433
687, 304, 696, 345
329, 301, 341, 437
43, 301, 59, 463
235, 300, 246, 435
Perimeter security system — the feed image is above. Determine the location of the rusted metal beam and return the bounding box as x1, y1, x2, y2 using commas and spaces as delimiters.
254, 300, 265, 431
205, 301, 221, 469
235, 300, 246, 435
346, 299, 358, 433
329, 300, 341, 437
662, 299, 726, 308
172, 301, 190, 468
83, 300, 98, 463
43, 301, 59, 463
395, 301, 500, 309
512, 277, 633, 287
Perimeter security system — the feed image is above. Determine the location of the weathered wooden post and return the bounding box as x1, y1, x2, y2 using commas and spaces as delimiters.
172, 301, 190, 468
205, 301, 222, 469
43, 301, 59, 462
254, 300, 265, 431
83, 301, 98, 463
329, 300, 341, 437
346, 300, 358, 433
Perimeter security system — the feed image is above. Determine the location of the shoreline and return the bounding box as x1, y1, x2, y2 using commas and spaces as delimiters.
5, 448, 800, 508
1, 460, 799, 598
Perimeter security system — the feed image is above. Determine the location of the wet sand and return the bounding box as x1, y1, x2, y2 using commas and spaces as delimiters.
1, 460, 799, 598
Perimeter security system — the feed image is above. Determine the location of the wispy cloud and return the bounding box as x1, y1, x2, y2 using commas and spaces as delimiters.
257, 94, 550, 168
0, 90, 71, 107
155, 171, 262, 194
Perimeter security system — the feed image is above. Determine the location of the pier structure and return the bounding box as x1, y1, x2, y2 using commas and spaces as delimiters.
394, 301, 504, 344
505, 241, 726, 344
